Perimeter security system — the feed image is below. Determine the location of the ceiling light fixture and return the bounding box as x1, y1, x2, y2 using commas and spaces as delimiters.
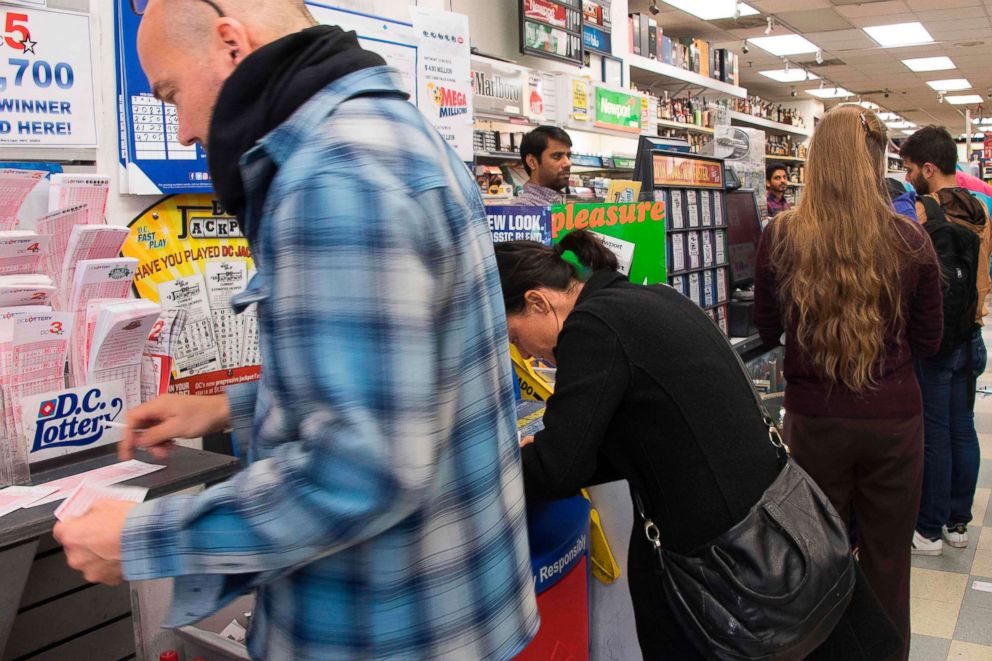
902, 56, 956, 72
858, 101, 880, 110
758, 68, 820, 83
660, 0, 746, 19
765, 16, 774, 35
877, 112, 900, 120
946, 94, 983, 105
863, 22, 934, 48
926, 78, 972, 92
748, 33, 819, 56
807, 86, 853, 99
815, 50, 824, 65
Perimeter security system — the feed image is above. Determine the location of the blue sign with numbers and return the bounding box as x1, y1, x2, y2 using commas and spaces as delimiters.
114, 0, 212, 195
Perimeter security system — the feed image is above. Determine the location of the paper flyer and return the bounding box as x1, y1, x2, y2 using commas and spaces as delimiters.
48, 175, 110, 225
204, 261, 248, 370
0, 232, 50, 275
140, 308, 186, 402
8, 311, 74, 438
60, 225, 130, 305
670, 190, 684, 229
0, 170, 46, 231
701, 191, 712, 227
87, 300, 161, 408
30, 458, 164, 507
0, 485, 59, 518
36, 205, 89, 289
158, 273, 222, 378
687, 190, 700, 227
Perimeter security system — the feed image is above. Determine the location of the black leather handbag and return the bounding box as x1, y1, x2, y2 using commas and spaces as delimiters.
633, 343, 856, 661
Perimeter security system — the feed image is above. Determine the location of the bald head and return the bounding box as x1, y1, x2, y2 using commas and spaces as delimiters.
143, 0, 315, 49
136, 0, 316, 150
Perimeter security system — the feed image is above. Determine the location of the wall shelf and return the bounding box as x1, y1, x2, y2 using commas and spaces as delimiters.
764, 154, 805, 163
627, 54, 747, 99
657, 119, 715, 134
729, 111, 811, 138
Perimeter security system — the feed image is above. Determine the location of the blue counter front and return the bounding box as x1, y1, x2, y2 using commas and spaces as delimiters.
517, 495, 591, 660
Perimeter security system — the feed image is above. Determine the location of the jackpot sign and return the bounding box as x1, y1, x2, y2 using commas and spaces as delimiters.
21, 382, 127, 463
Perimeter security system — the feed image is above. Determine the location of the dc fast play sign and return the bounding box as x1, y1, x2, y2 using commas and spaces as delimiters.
21, 381, 126, 463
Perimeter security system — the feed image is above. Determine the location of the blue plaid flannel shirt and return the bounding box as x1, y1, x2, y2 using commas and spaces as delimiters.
121, 66, 538, 660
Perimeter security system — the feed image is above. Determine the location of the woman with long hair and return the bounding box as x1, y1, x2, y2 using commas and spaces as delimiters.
754, 105, 943, 660
496, 228, 901, 659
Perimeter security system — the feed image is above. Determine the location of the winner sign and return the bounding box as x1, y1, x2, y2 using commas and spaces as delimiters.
21, 381, 127, 463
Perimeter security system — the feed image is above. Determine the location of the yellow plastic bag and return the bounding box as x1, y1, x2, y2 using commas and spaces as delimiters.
582, 488, 621, 584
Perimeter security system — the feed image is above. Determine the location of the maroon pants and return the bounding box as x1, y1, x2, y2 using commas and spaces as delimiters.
784, 412, 924, 661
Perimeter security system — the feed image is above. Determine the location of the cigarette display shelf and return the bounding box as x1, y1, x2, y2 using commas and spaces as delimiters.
656, 119, 715, 134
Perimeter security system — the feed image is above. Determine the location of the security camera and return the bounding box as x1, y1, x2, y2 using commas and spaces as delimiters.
884, 91, 890, 98
649, 1, 660, 15
987, 87, 992, 99
741, 40, 750, 54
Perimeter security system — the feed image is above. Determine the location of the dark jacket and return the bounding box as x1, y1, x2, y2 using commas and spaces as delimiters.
754, 218, 943, 418
521, 271, 900, 659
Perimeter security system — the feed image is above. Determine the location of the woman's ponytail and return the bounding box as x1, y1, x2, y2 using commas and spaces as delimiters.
558, 229, 619, 272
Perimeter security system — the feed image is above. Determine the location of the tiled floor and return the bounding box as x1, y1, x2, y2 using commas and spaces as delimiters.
908, 326, 992, 660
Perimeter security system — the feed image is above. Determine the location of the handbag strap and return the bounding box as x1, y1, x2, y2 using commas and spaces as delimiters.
632, 326, 789, 550
721, 331, 790, 461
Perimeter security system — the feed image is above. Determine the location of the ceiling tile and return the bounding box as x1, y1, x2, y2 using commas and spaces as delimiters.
777, 9, 853, 31
833, 1, 910, 17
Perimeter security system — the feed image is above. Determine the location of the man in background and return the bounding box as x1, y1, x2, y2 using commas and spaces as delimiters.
53, 0, 538, 658
765, 162, 791, 217
902, 125, 990, 558
510, 125, 573, 206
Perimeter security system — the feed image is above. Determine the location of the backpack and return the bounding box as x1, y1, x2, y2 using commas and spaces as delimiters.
920, 195, 980, 355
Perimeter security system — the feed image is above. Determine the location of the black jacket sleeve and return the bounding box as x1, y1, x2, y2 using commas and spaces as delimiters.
521, 310, 630, 501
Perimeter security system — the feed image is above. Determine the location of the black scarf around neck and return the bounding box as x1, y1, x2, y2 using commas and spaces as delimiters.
207, 25, 385, 218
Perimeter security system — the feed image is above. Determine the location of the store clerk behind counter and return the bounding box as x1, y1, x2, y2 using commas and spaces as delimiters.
494, 229, 900, 660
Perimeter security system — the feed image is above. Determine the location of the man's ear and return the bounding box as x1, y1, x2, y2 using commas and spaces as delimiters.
525, 153, 539, 174
215, 18, 253, 67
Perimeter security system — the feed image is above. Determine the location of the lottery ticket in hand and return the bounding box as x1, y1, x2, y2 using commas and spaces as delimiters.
53, 479, 148, 522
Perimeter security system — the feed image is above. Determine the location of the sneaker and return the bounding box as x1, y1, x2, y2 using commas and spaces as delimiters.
912, 530, 942, 556
943, 524, 968, 548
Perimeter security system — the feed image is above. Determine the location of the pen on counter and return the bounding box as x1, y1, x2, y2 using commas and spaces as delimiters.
103, 421, 127, 430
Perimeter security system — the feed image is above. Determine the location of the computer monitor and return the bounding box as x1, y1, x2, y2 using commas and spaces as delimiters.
632, 135, 691, 189
725, 189, 763, 289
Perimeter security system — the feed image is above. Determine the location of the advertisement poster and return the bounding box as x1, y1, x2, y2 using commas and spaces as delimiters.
652, 154, 724, 189
115, 1, 418, 195
527, 70, 557, 122
551, 202, 667, 284
471, 56, 526, 117
520, 0, 583, 66
307, 3, 418, 100
582, 0, 612, 55
594, 87, 641, 133
410, 7, 473, 163
121, 195, 260, 396
486, 205, 552, 245
0, 5, 97, 148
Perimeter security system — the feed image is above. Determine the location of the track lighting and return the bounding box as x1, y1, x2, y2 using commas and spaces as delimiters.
649, 1, 660, 15
784, 59, 790, 73
765, 17, 774, 35
790, 87, 797, 97
741, 40, 750, 54
815, 50, 824, 65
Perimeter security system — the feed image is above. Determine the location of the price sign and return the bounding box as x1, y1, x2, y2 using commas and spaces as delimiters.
0, 5, 97, 147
